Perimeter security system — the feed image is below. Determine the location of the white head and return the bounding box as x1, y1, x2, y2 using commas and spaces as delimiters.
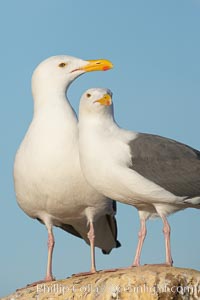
32, 55, 113, 100
79, 88, 114, 118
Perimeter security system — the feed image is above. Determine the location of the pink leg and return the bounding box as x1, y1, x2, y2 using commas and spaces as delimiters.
73, 222, 97, 277
100, 218, 147, 273
162, 216, 173, 266
45, 228, 55, 281
24, 227, 55, 288
132, 218, 147, 267
87, 222, 96, 273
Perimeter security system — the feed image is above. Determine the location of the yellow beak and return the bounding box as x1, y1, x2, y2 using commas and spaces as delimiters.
79, 59, 113, 72
95, 94, 112, 106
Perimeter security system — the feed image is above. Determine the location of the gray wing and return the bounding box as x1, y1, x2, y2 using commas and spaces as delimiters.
129, 133, 200, 197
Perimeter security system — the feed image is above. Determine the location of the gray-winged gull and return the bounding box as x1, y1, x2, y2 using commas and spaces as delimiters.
78, 87, 200, 267
14, 57, 120, 285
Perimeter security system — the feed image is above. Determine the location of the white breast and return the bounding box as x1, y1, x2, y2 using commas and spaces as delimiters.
14, 105, 111, 224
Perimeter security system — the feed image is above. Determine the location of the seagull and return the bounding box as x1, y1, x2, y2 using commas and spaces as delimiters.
14, 57, 120, 285
78, 87, 200, 267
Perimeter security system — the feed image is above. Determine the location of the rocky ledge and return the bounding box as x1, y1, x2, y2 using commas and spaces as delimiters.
2, 265, 200, 300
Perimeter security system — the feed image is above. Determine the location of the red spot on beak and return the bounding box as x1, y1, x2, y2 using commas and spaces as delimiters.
103, 66, 110, 71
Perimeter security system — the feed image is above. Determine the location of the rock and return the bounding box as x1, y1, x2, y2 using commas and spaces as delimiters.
2, 266, 200, 300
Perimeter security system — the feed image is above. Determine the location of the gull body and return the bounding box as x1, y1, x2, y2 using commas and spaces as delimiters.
14, 58, 120, 283
78, 88, 200, 267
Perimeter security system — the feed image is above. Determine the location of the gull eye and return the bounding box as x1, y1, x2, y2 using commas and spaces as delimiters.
58, 62, 67, 68
86, 93, 91, 98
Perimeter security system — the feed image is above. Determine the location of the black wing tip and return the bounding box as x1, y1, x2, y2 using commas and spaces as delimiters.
101, 240, 121, 255
116, 240, 121, 248
102, 249, 110, 255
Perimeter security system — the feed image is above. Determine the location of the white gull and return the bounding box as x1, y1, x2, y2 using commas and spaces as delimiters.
14, 57, 120, 284
78, 87, 200, 267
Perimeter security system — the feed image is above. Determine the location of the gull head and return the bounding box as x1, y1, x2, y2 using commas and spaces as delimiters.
31, 55, 113, 98
79, 88, 113, 116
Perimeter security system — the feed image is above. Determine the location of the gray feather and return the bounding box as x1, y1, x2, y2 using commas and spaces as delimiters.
129, 133, 200, 197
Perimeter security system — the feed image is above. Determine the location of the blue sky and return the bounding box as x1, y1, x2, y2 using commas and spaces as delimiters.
1, 0, 200, 297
